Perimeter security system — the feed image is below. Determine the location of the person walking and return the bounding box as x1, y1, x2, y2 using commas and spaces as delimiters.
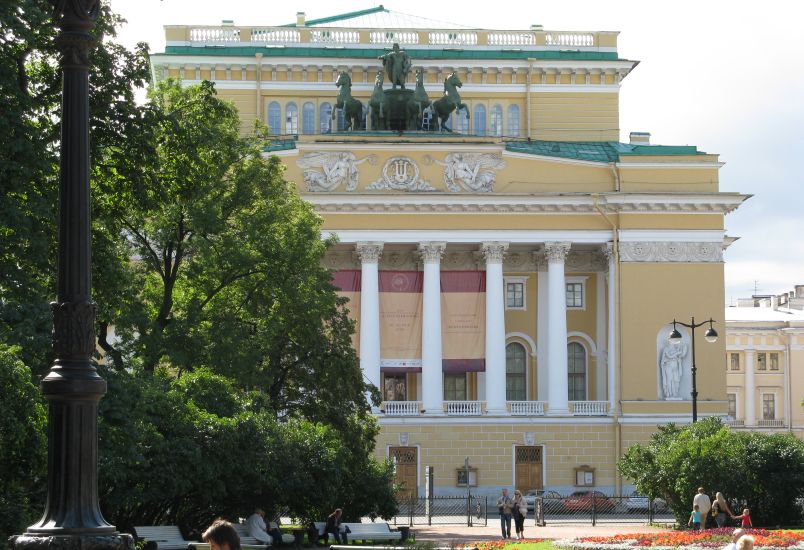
325, 508, 347, 544
688, 504, 703, 530
732, 508, 753, 528
693, 487, 712, 528
713, 492, 735, 528
497, 488, 514, 539
512, 489, 528, 539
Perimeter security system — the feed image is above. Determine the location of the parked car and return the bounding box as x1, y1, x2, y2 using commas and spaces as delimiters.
561, 490, 616, 513
625, 492, 668, 512
524, 490, 565, 513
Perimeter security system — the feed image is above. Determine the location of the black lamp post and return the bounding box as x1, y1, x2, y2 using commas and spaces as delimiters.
668, 317, 718, 423
11, 2, 131, 550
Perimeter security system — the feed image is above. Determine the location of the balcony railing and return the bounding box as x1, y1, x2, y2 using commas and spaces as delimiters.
508, 401, 546, 416
382, 401, 422, 416
725, 419, 745, 427
757, 419, 785, 428
570, 400, 608, 416
445, 401, 484, 416
178, 26, 608, 50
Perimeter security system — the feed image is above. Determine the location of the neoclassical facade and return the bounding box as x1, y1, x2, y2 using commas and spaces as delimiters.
151, 6, 748, 497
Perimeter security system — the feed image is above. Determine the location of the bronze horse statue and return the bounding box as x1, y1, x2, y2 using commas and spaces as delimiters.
368, 71, 388, 130
334, 71, 364, 131
406, 68, 431, 130
431, 72, 469, 132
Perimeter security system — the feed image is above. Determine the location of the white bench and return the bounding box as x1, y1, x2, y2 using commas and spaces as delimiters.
234, 522, 295, 546
133, 526, 191, 550
341, 523, 403, 543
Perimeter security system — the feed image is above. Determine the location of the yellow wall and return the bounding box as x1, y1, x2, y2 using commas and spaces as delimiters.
531, 92, 619, 142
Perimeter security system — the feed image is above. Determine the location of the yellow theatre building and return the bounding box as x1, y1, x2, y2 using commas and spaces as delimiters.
150, 6, 749, 497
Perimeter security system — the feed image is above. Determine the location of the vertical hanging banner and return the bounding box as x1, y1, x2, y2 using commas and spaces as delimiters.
332, 270, 361, 353
380, 271, 423, 373
441, 271, 486, 372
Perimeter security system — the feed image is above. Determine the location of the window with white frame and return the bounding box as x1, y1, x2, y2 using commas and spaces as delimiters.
506, 342, 526, 401
302, 102, 315, 134
770, 352, 779, 370
567, 342, 586, 400
565, 277, 587, 309
490, 104, 503, 136
319, 102, 332, 133
762, 393, 775, 420
757, 352, 767, 371
730, 353, 740, 371
507, 105, 520, 137
444, 373, 467, 401
267, 101, 281, 135
473, 104, 486, 136
285, 102, 298, 134
727, 393, 737, 417
505, 276, 528, 310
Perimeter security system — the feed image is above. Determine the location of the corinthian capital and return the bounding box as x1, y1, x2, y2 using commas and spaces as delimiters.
481, 242, 508, 264
418, 242, 446, 264
356, 242, 383, 263
543, 242, 571, 263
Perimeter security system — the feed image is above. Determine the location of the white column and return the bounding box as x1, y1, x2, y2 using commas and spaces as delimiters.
482, 242, 508, 414
357, 242, 383, 410
536, 270, 548, 401
545, 242, 571, 415
605, 243, 617, 412
595, 270, 607, 400
420, 242, 445, 414
744, 349, 756, 426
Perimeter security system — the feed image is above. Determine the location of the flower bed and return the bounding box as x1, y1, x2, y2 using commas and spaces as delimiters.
473, 539, 549, 549
554, 529, 804, 550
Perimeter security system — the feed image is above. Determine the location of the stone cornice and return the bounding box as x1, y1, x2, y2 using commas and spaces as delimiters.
618, 241, 723, 263
307, 193, 749, 215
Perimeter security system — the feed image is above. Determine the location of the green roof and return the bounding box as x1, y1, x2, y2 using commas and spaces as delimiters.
506, 140, 703, 162
264, 138, 703, 162
161, 45, 620, 61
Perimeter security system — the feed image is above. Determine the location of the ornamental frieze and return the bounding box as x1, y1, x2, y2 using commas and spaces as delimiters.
366, 157, 436, 191
424, 152, 506, 193
296, 152, 376, 192
619, 242, 723, 263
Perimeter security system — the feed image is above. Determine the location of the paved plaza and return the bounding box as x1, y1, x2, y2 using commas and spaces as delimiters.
409, 522, 674, 543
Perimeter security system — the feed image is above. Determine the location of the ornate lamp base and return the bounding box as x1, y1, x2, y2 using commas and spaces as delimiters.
10, 534, 134, 550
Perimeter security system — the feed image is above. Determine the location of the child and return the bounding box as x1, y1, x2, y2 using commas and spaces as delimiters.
688, 504, 703, 530
733, 508, 753, 528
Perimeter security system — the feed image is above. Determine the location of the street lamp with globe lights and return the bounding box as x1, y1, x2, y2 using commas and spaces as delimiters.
668, 317, 718, 423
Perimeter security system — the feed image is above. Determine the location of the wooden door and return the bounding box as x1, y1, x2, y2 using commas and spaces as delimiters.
389, 446, 418, 499
515, 446, 543, 493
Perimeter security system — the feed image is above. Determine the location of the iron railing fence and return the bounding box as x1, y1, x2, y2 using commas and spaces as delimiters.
534, 495, 676, 525
391, 496, 488, 526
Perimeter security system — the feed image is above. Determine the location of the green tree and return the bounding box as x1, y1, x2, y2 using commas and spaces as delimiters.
0, 346, 47, 547
619, 417, 804, 527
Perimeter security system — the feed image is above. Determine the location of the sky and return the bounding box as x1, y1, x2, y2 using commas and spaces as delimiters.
109, 0, 804, 305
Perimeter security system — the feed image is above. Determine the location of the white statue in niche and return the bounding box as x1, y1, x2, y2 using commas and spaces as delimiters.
660, 342, 688, 399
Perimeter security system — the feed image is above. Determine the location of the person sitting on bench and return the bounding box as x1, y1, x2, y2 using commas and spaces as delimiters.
246, 508, 283, 546
325, 508, 347, 545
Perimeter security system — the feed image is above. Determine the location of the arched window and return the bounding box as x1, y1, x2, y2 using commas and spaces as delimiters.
451, 108, 469, 133
285, 102, 298, 135
490, 104, 503, 136
506, 342, 527, 401
507, 105, 520, 137
302, 102, 315, 134
319, 102, 332, 133
568, 342, 587, 401
473, 104, 486, 136
267, 101, 281, 135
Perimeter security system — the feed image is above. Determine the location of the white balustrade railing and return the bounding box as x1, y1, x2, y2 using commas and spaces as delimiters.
545, 32, 595, 47
190, 27, 241, 42
725, 419, 745, 427
428, 31, 478, 46
370, 31, 419, 45
251, 28, 300, 43
508, 401, 546, 416
757, 419, 785, 428
382, 401, 422, 416
310, 30, 360, 44
488, 32, 535, 46
445, 401, 483, 416
570, 401, 608, 416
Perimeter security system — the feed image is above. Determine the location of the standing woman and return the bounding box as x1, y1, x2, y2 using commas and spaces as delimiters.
713, 492, 734, 528
512, 490, 528, 539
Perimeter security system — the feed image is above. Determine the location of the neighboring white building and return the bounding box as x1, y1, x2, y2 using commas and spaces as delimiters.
725, 286, 804, 436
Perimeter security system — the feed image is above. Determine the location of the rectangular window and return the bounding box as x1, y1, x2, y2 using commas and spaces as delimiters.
727, 393, 737, 417
757, 352, 767, 371
566, 282, 583, 308
444, 373, 467, 401
762, 394, 775, 420
730, 353, 740, 371
770, 352, 779, 371
383, 374, 407, 401
506, 282, 524, 308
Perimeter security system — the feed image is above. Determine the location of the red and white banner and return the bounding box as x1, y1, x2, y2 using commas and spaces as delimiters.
441, 271, 486, 373
379, 271, 423, 373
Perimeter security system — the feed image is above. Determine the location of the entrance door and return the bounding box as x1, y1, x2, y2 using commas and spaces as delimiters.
515, 446, 543, 493
389, 446, 418, 499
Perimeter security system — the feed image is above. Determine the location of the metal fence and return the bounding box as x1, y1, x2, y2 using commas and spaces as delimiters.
535, 495, 676, 526
391, 496, 488, 526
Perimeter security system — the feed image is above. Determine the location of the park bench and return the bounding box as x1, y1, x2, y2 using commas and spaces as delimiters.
341, 523, 403, 543
133, 526, 192, 550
